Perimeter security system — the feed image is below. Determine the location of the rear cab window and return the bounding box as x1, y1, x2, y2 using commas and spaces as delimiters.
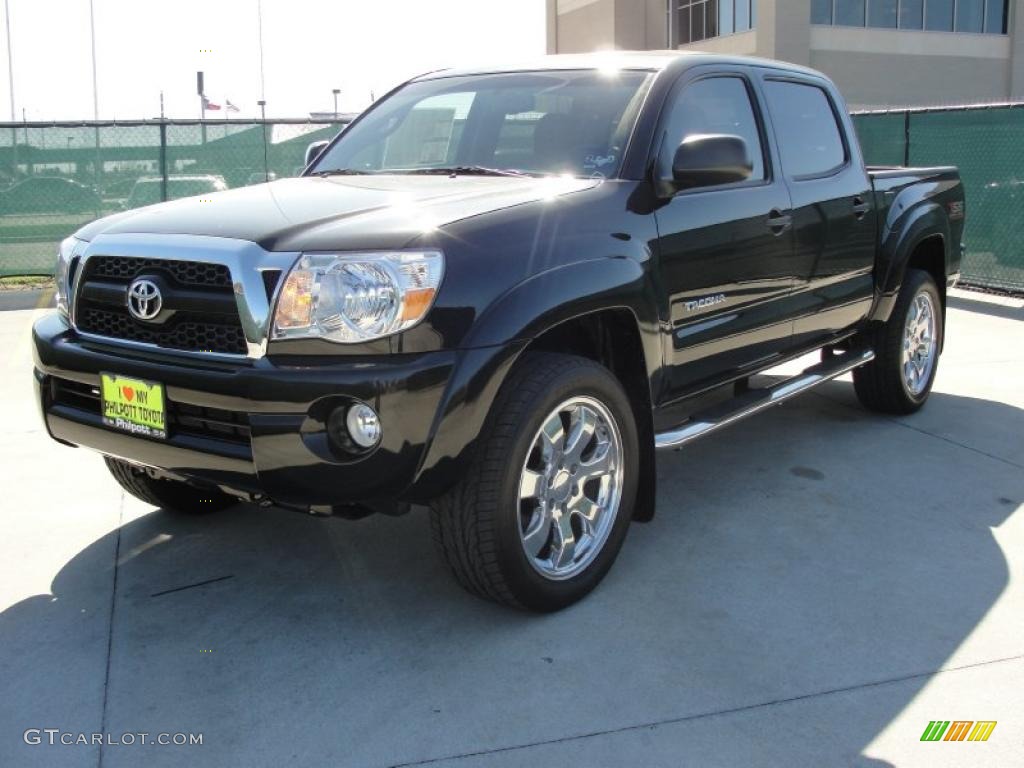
762, 79, 847, 179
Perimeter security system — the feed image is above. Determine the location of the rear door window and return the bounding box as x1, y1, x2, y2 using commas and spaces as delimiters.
763, 80, 846, 179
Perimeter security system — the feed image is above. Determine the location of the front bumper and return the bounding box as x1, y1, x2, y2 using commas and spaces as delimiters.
32, 312, 459, 510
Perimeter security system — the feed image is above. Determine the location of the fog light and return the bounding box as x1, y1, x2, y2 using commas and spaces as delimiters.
345, 403, 381, 448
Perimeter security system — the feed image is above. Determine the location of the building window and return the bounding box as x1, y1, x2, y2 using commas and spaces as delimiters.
812, 0, 834, 24
984, 0, 1006, 32
955, 0, 984, 32
900, 0, 925, 28
811, 0, 1007, 33
836, 0, 867, 25
924, 0, 955, 30
671, 0, 754, 46
868, 0, 898, 27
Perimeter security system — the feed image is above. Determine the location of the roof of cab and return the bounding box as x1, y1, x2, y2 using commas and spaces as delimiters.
414, 50, 826, 81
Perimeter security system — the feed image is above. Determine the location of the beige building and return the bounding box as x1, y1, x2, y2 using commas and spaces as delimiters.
546, 0, 1024, 108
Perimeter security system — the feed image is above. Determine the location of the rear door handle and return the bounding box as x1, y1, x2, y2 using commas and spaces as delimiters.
852, 196, 870, 219
766, 209, 792, 235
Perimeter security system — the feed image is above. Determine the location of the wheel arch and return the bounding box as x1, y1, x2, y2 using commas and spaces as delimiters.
905, 234, 947, 299
408, 258, 662, 520
524, 308, 658, 522
871, 200, 951, 326
870, 228, 950, 352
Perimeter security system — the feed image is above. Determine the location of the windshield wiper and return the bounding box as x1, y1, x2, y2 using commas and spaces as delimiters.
311, 168, 372, 177
399, 166, 541, 178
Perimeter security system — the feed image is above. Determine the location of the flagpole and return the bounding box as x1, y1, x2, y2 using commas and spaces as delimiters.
89, 0, 99, 119
257, 0, 269, 183
5, 0, 17, 178
4, 0, 14, 121
257, 0, 266, 105
89, 0, 101, 211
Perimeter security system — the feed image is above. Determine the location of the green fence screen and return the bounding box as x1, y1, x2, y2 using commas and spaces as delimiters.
0, 119, 348, 277
3, 109, 1023, 293
853, 104, 1024, 293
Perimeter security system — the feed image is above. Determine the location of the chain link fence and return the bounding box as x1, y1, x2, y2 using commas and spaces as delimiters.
0, 119, 348, 277
3, 109, 1023, 294
852, 103, 1024, 294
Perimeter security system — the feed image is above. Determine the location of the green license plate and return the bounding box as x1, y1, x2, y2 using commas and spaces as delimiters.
100, 373, 167, 439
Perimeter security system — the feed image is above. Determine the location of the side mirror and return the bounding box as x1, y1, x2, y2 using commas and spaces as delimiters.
671, 134, 752, 190
305, 140, 330, 168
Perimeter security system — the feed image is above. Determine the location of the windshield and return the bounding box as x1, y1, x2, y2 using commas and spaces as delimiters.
311, 69, 654, 179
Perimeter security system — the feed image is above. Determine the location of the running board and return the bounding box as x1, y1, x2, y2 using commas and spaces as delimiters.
654, 348, 875, 450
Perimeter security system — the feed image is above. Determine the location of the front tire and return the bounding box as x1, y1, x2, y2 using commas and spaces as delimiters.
104, 457, 236, 513
853, 268, 943, 414
429, 352, 639, 611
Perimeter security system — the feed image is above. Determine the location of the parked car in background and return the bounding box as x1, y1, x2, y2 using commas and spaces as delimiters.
0, 177, 101, 215
246, 172, 279, 186
124, 175, 228, 209
101, 178, 140, 210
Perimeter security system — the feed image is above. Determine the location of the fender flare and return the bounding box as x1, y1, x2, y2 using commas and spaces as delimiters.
406, 256, 662, 510
461, 255, 659, 360
870, 200, 951, 324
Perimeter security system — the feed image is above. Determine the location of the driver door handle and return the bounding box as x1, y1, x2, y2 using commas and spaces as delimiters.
853, 196, 871, 219
766, 208, 792, 235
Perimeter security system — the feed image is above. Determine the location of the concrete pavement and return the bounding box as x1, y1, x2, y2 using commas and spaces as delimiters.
1, 289, 1022, 767
0, 288, 54, 312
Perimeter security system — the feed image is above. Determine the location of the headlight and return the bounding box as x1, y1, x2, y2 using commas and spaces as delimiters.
272, 250, 444, 343
55, 236, 84, 319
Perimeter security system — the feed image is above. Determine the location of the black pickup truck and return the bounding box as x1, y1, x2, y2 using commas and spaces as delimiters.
33, 52, 964, 611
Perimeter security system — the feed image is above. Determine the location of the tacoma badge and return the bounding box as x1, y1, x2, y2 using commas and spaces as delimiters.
684, 294, 726, 312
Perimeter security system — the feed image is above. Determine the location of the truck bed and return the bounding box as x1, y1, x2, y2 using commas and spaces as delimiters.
867, 165, 963, 238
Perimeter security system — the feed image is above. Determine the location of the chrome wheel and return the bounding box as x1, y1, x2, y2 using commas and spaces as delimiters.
901, 290, 937, 396
517, 396, 624, 581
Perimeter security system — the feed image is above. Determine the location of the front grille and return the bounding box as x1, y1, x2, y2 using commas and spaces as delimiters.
79, 308, 247, 355
74, 255, 247, 356
88, 256, 232, 288
172, 403, 251, 442
51, 377, 101, 413
50, 378, 251, 446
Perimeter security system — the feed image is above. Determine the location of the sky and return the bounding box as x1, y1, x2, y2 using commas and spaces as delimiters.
0, 0, 547, 121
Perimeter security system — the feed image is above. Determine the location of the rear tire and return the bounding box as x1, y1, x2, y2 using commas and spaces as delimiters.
429, 352, 639, 612
853, 269, 942, 414
104, 457, 235, 513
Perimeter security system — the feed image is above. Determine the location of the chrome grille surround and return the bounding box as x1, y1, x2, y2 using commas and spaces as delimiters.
69, 233, 299, 360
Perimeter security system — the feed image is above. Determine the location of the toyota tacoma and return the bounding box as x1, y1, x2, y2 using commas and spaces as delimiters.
33, 52, 964, 611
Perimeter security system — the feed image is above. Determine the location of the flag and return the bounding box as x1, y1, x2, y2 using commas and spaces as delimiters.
202, 96, 221, 111
226, 99, 241, 113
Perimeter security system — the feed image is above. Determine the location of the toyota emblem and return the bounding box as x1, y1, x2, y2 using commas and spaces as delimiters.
127, 278, 163, 321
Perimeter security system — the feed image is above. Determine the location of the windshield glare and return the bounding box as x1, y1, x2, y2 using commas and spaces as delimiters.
312, 70, 654, 179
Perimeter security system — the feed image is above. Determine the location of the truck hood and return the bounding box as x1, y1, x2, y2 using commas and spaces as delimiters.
77, 174, 601, 252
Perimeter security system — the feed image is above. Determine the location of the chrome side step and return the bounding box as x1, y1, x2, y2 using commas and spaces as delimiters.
654, 348, 875, 450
